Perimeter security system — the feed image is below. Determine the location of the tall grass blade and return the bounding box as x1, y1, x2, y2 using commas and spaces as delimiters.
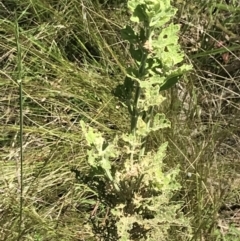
14, 12, 24, 240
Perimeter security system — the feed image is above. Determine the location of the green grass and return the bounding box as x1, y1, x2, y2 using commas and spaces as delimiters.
1, 0, 240, 240
1, 1, 129, 240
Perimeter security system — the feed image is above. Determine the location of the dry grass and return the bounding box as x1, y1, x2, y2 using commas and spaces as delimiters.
0, 1, 129, 240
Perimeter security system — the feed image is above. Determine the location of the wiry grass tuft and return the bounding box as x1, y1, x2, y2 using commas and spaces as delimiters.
0, 1, 129, 240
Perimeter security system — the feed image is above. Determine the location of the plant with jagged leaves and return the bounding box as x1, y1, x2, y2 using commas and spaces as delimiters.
80, 0, 192, 240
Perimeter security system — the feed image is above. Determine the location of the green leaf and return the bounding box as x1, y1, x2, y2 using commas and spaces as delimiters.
121, 26, 138, 43
130, 4, 148, 23
153, 24, 184, 67
100, 158, 112, 176
80, 120, 96, 146
129, 45, 143, 62
159, 75, 181, 91
87, 150, 97, 167
159, 64, 192, 91
152, 113, 171, 130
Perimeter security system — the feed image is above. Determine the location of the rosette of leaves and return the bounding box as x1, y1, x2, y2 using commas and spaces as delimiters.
81, 0, 192, 240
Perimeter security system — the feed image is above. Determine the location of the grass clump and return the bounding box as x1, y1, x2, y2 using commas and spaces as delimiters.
1, 1, 129, 240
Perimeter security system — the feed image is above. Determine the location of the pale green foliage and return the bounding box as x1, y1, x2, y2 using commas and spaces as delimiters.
128, 0, 177, 26
80, 121, 120, 191
81, 0, 192, 240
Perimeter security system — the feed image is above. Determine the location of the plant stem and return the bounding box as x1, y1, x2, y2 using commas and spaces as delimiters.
130, 26, 152, 162
15, 12, 24, 241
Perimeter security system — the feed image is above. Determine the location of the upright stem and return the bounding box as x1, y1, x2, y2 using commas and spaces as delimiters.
130, 25, 152, 162
140, 105, 154, 157
130, 24, 151, 131
15, 13, 24, 241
